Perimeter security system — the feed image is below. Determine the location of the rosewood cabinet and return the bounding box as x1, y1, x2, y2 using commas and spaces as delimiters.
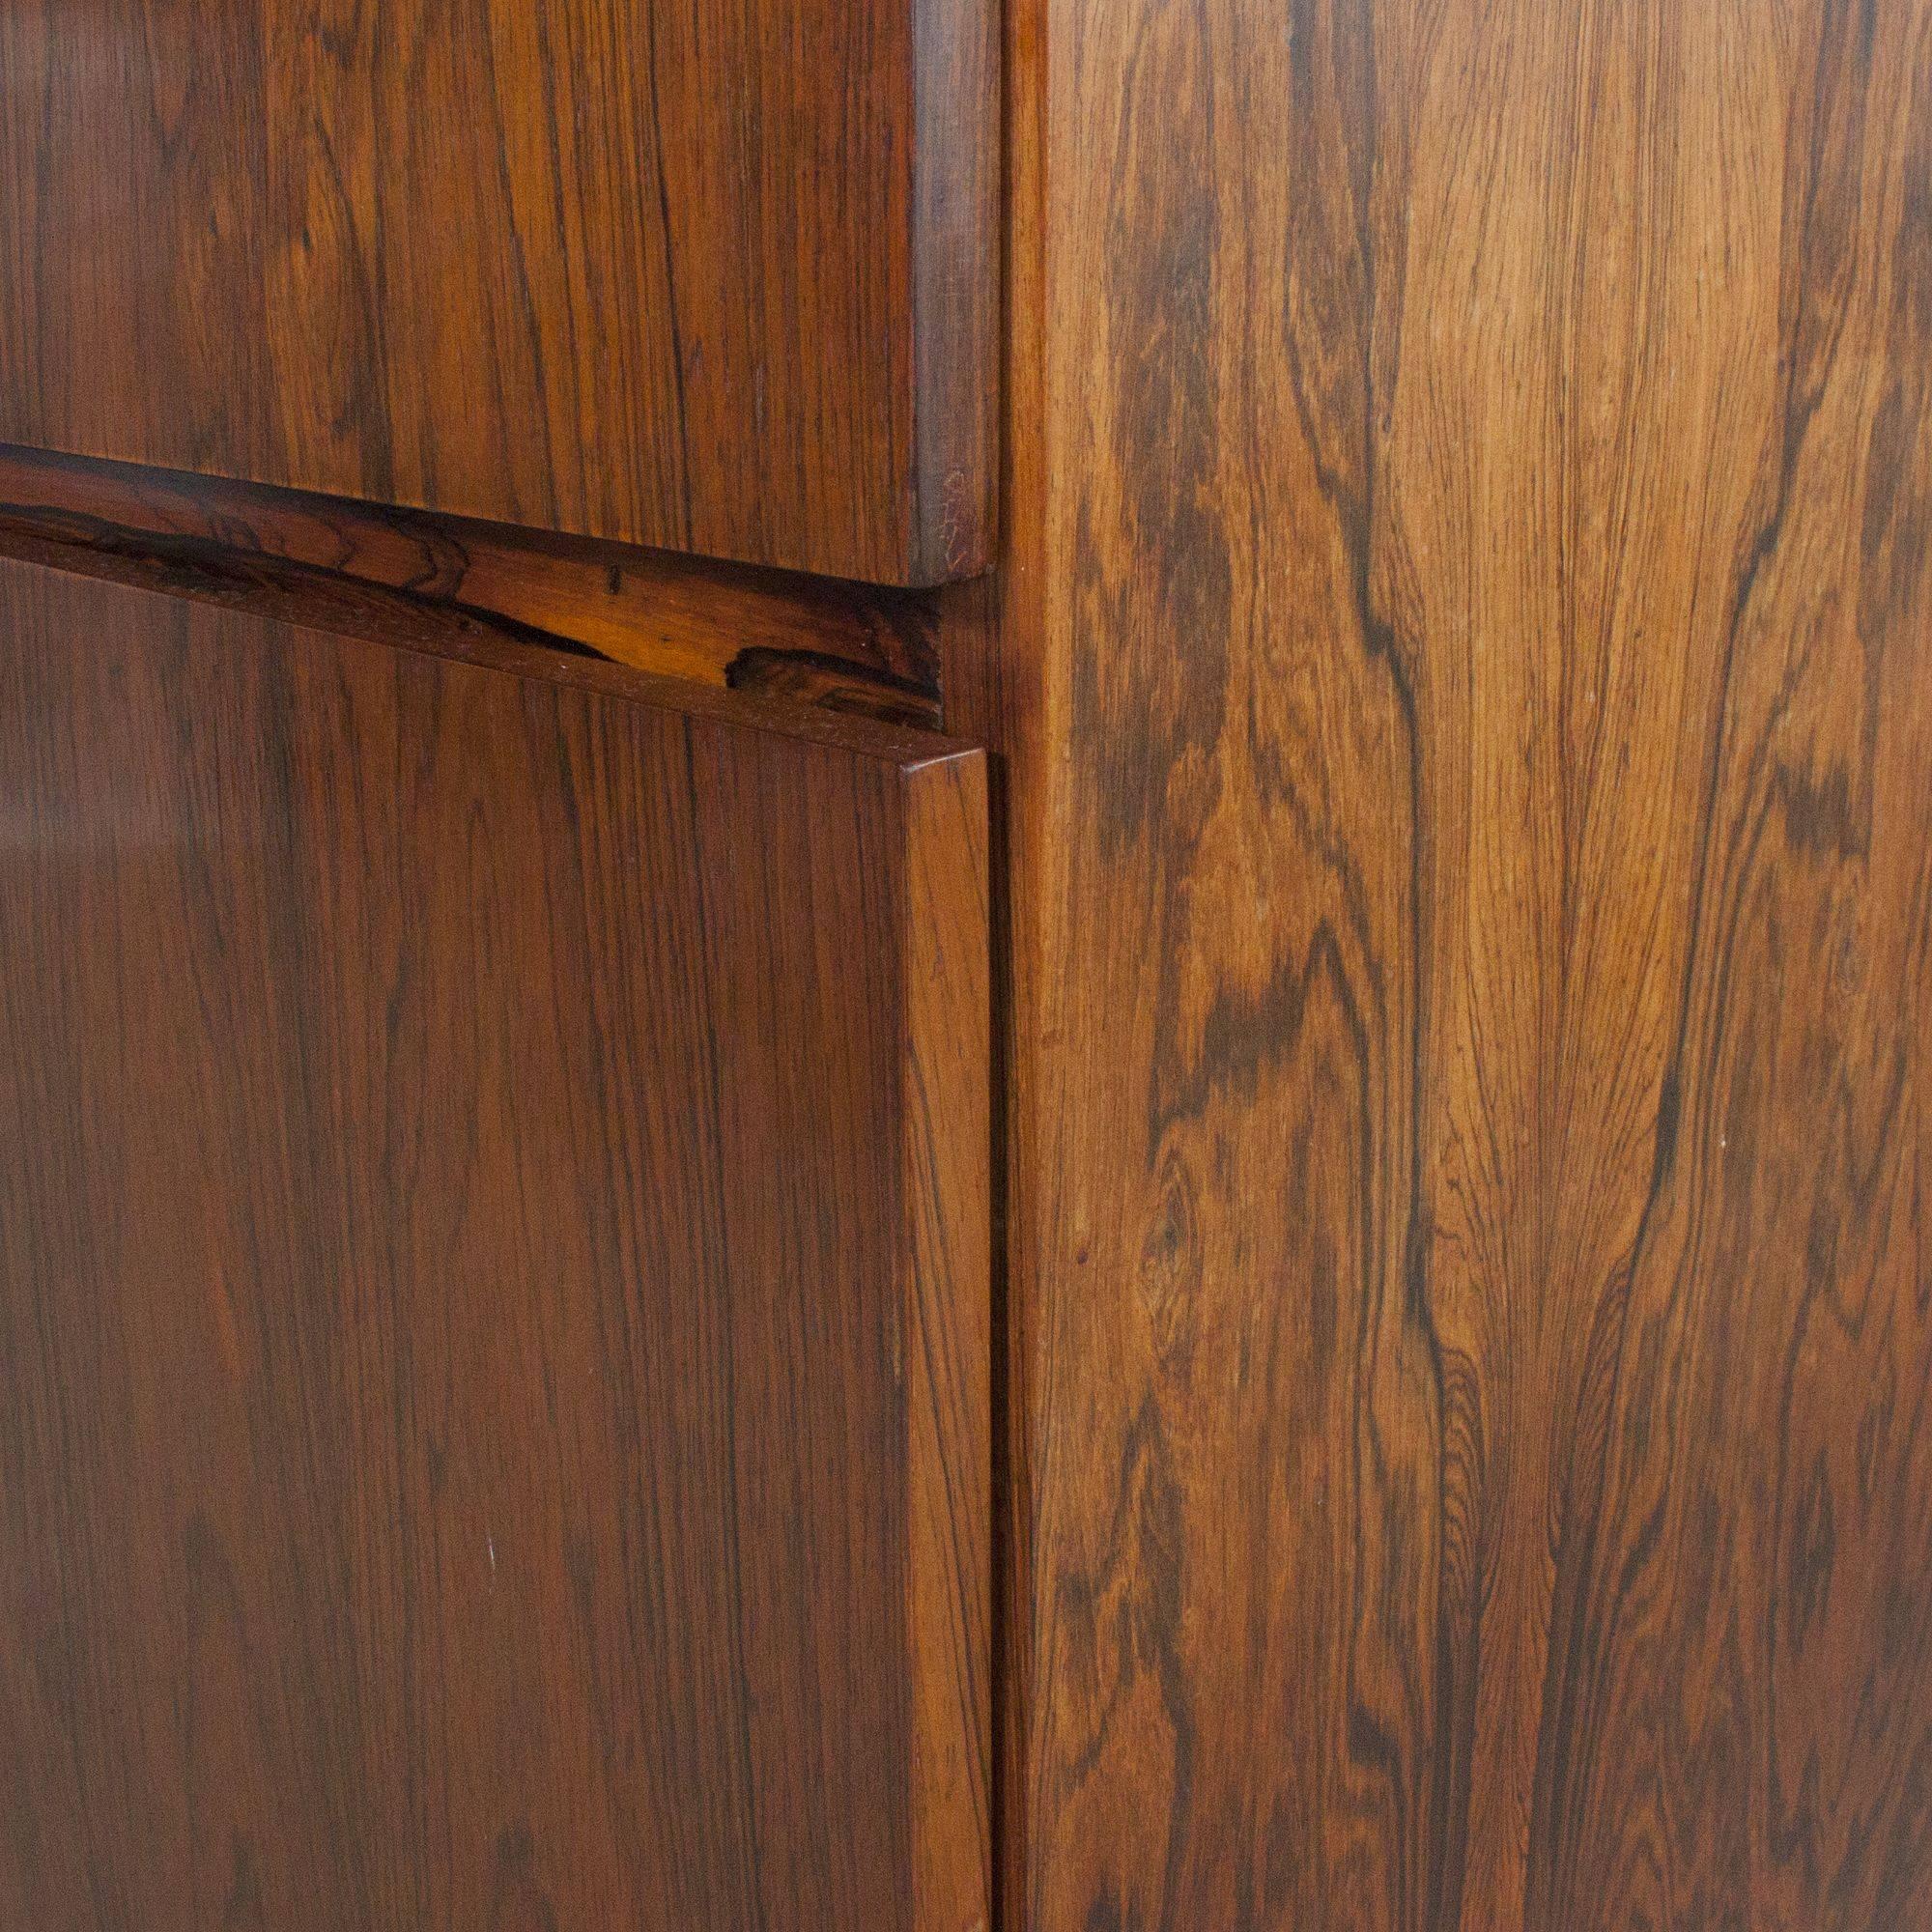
0, 560, 988, 1931
3, 2, 1931, 1929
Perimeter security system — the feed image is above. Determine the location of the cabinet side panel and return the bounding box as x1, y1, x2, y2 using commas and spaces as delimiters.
954, 0, 1932, 1925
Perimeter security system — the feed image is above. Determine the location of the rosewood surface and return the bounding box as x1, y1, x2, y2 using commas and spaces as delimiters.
0, 0, 997, 585
948, 0, 1932, 1925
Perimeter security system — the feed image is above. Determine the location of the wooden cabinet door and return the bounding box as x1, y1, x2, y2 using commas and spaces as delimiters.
0, 558, 990, 1931
0, 0, 996, 586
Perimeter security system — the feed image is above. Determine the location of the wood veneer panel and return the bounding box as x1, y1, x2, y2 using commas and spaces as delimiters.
948, 0, 1932, 1924
0, 443, 946, 727
0, 0, 995, 586
0, 558, 990, 1931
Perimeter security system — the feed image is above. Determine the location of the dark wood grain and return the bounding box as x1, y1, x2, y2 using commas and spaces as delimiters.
0, 442, 946, 728
0, 557, 991, 1931
0, 0, 996, 586
944, 0, 1932, 1924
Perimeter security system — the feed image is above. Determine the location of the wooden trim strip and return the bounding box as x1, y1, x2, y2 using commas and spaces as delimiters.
900, 750, 995, 1932
0, 444, 947, 729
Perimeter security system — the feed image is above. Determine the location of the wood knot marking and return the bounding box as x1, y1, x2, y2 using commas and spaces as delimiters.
939, 469, 975, 576
1138, 1150, 1203, 1370
487, 1824, 559, 1932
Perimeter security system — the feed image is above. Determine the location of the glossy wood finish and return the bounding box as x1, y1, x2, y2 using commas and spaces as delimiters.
0, 443, 946, 728
946, 0, 1932, 1924
0, 559, 991, 1931
0, 0, 996, 586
